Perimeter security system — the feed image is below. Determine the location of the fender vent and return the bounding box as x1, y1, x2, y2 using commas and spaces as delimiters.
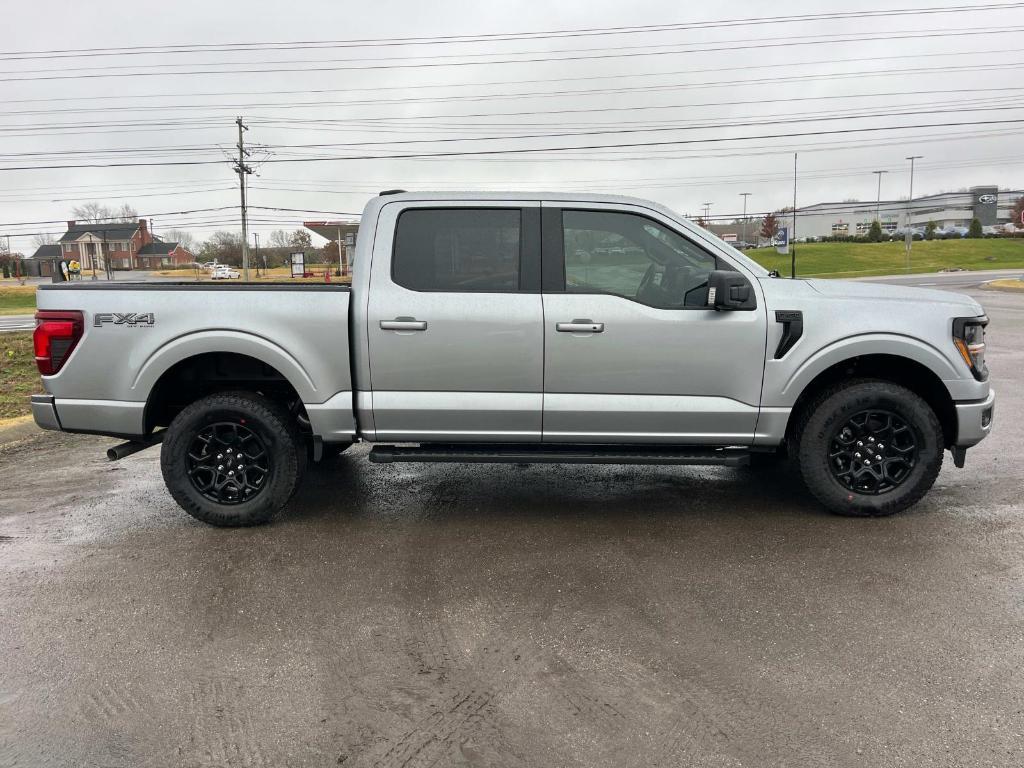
774, 310, 803, 359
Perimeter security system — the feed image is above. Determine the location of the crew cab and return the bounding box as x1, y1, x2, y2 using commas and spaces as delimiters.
31, 192, 995, 526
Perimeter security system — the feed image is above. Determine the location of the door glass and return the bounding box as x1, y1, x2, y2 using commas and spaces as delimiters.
563, 210, 717, 308
393, 208, 520, 292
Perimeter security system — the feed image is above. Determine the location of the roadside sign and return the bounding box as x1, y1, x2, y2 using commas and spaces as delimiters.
722, 233, 737, 243
775, 227, 789, 255
290, 251, 305, 278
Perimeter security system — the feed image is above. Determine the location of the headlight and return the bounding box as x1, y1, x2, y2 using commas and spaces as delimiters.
952, 316, 988, 381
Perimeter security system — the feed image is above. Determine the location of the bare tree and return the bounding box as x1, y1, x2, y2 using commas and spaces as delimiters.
268, 230, 291, 249
71, 201, 138, 223
290, 230, 312, 249
32, 233, 57, 248
163, 229, 196, 251
114, 203, 138, 222
72, 202, 114, 223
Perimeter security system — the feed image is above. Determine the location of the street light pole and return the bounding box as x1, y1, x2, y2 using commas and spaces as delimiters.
905, 155, 923, 271
740, 192, 751, 245
872, 170, 889, 224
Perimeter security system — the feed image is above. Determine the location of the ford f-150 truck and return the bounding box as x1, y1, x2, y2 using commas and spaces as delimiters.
31, 192, 994, 526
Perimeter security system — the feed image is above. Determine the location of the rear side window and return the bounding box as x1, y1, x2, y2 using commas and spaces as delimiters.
393, 208, 521, 291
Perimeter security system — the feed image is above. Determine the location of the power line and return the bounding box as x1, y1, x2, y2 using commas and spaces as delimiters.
4, 3, 1019, 60
4, 100, 1023, 164
7, 29, 1023, 78
4, 26, 1024, 82
3, 118, 1024, 172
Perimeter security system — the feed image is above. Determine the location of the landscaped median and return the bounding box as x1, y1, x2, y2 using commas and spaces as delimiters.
747, 238, 1024, 278
984, 278, 1024, 292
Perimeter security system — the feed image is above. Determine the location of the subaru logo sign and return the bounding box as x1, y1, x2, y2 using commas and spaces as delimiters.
977, 194, 997, 204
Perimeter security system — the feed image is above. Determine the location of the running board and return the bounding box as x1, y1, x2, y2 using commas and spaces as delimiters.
369, 444, 750, 466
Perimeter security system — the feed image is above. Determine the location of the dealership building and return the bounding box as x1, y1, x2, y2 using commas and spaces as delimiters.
791, 185, 1021, 239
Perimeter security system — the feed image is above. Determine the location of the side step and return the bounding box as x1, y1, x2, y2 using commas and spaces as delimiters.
369, 443, 750, 467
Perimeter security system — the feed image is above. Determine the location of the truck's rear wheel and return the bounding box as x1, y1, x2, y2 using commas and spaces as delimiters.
160, 391, 301, 526
794, 379, 944, 517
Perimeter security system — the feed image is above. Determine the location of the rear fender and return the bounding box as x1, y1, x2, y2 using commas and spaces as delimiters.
131, 330, 318, 404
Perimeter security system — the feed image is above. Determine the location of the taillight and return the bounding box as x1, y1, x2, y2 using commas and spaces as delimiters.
34, 310, 84, 376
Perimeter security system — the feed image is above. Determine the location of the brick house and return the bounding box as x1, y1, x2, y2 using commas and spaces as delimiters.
57, 219, 193, 270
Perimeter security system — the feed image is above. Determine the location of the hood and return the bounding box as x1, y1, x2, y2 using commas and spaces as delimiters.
805, 278, 983, 313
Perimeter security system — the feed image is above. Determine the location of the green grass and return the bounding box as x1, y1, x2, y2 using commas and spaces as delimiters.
0, 285, 37, 316
746, 238, 1024, 278
0, 332, 38, 419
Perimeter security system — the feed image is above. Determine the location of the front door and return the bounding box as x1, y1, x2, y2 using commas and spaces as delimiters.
366, 202, 544, 442
541, 204, 767, 444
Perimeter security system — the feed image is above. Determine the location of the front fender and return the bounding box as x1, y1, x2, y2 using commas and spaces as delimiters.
769, 333, 963, 407
131, 329, 319, 403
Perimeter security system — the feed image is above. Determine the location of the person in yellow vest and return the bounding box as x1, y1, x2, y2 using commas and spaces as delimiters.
68, 259, 81, 279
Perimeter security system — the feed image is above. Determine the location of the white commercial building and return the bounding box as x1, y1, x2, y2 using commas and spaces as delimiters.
792, 186, 1021, 240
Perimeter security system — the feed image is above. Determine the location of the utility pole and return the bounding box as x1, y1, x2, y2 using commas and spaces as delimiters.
791, 152, 797, 279
872, 170, 888, 223
253, 232, 260, 278
234, 117, 253, 281
739, 192, 751, 245
905, 155, 923, 271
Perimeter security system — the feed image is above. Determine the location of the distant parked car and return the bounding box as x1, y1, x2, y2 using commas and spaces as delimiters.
210, 266, 240, 279
893, 228, 925, 241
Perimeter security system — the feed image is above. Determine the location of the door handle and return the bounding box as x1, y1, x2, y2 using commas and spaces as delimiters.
556, 320, 604, 333
380, 319, 428, 331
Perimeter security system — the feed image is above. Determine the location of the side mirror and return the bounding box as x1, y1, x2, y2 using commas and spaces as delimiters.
707, 270, 757, 311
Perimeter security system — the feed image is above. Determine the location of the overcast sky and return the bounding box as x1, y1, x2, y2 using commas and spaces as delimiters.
2, 0, 1022, 252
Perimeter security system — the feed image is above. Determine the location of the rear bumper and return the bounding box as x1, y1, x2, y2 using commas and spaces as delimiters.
32, 395, 145, 438
31, 394, 61, 431
955, 389, 995, 447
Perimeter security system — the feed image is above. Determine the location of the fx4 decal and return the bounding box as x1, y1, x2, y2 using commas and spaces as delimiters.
94, 312, 155, 327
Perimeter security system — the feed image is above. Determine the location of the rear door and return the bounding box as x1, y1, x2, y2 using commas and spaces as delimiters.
541, 202, 767, 444
366, 201, 544, 442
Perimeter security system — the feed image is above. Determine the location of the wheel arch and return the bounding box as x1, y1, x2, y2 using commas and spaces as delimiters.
139, 333, 316, 433
784, 351, 958, 448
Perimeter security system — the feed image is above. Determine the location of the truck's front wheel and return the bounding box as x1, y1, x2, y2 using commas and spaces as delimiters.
795, 380, 944, 517
161, 391, 301, 526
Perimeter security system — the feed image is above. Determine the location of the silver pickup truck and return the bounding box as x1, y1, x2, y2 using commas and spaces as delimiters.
32, 192, 994, 526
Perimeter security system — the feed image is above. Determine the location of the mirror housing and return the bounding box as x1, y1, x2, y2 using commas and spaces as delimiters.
706, 270, 757, 311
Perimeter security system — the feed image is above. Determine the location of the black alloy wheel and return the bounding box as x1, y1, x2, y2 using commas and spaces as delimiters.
186, 421, 271, 504
161, 391, 301, 526
827, 409, 919, 495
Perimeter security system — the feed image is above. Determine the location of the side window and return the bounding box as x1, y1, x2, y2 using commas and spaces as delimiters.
562, 210, 718, 309
393, 208, 521, 292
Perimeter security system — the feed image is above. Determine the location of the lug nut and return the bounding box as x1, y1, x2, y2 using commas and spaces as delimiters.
217, 464, 223, 470
868, 437, 875, 443
864, 460, 871, 465
228, 470, 234, 476
857, 441, 863, 446
237, 464, 243, 470
854, 452, 862, 458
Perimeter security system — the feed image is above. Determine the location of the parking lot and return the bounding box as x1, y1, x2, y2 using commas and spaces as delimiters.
1, 282, 1022, 768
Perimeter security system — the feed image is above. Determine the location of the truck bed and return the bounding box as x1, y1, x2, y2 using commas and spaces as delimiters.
34, 282, 355, 440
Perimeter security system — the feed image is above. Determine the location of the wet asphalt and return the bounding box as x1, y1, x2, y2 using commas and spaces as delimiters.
1, 286, 1022, 768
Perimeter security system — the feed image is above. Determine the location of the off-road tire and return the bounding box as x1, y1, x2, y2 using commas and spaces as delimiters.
793, 379, 944, 517
161, 391, 301, 526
